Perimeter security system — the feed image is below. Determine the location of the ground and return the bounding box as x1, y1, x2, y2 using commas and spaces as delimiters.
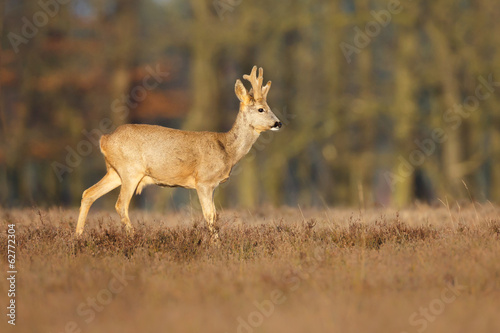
1, 205, 499, 333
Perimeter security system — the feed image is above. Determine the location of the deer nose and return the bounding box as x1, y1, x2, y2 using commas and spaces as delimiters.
274, 121, 282, 128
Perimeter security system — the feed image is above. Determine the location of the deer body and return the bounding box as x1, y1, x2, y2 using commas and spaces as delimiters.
75, 66, 281, 236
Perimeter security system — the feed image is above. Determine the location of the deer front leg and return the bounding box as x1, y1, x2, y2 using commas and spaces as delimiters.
196, 184, 218, 238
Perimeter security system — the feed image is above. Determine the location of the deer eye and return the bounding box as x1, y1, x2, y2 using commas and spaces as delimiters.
258, 108, 264, 113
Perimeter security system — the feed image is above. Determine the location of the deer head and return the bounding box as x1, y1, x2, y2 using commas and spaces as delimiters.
234, 66, 282, 133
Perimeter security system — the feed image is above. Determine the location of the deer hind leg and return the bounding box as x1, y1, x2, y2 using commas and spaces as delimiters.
76, 167, 121, 236
196, 185, 218, 238
115, 174, 143, 235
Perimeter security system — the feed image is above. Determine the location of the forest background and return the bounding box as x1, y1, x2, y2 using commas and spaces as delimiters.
1, 0, 500, 211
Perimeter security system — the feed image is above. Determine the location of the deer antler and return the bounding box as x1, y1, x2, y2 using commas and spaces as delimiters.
243, 66, 264, 101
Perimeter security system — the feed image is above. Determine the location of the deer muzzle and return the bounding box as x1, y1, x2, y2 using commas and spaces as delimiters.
271, 121, 282, 131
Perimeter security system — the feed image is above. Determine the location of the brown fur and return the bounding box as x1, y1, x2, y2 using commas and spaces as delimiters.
75, 66, 281, 237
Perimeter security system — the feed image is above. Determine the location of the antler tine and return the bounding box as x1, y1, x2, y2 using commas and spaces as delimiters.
242, 66, 256, 83
243, 66, 264, 100
257, 67, 263, 88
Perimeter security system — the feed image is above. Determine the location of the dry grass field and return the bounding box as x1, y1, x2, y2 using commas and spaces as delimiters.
1, 204, 500, 333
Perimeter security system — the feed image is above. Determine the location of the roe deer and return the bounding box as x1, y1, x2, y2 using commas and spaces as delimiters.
75, 66, 282, 237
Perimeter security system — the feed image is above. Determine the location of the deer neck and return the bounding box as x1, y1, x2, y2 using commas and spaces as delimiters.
224, 110, 260, 165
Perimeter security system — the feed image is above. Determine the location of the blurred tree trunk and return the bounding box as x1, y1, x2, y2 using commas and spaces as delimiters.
0, 2, 3, 37
391, 30, 418, 206
107, 1, 140, 128
483, 0, 500, 202
491, 129, 500, 201
1, 3, 35, 205
314, 1, 342, 205
347, 0, 376, 207
426, 20, 463, 199
0, 0, 5, 202
183, 0, 219, 131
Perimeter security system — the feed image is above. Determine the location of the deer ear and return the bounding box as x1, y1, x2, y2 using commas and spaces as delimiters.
262, 80, 272, 98
235, 79, 250, 104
